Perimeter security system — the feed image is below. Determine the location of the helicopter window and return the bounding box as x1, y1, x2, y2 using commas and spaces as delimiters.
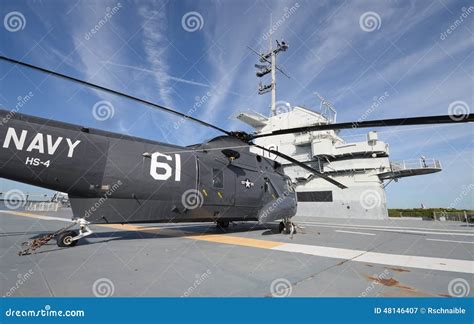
212, 168, 224, 188
286, 179, 295, 192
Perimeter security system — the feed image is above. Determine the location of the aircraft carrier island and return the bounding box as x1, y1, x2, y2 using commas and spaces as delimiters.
238, 104, 443, 220
237, 44, 443, 220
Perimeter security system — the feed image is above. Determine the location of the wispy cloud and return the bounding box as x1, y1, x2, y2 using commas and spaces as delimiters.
138, 3, 174, 107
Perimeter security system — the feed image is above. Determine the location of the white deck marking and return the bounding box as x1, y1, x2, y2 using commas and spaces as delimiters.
335, 230, 376, 236
273, 243, 364, 260
298, 221, 474, 233
300, 222, 474, 237
272, 243, 474, 274
426, 238, 474, 244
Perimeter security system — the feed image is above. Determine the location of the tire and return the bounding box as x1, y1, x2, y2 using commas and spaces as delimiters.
217, 220, 230, 228
279, 222, 295, 234
56, 231, 78, 247
279, 221, 285, 233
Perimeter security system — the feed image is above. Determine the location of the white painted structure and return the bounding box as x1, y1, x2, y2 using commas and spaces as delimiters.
237, 105, 442, 219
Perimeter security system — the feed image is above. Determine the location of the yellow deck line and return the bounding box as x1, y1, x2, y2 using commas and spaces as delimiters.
0, 210, 51, 218
186, 234, 283, 249
101, 224, 283, 249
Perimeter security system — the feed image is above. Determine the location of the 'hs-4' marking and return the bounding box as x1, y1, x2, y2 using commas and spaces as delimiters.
25, 157, 50, 167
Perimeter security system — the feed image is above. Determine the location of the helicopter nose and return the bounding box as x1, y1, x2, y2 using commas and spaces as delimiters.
257, 195, 297, 224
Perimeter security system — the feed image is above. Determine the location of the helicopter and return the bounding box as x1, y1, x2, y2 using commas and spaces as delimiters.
0, 55, 472, 254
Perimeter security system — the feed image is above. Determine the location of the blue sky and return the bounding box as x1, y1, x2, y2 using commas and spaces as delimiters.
0, 0, 473, 209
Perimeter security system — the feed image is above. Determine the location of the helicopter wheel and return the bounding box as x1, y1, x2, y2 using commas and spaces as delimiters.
56, 231, 79, 247
279, 221, 285, 233
216, 220, 230, 229
279, 220, 296, 235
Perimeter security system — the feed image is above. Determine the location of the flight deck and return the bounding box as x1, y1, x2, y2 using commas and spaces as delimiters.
1, 208, 472, 297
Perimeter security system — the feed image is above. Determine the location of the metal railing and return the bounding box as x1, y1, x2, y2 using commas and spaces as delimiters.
395, 211, 473, 223
25, 202, 62, 212
390, 158, 441, 171
0, 199, 64, 212
433, 211, 473, 223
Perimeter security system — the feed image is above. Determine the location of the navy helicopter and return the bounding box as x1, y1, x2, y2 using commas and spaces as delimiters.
0, 56, 472, 254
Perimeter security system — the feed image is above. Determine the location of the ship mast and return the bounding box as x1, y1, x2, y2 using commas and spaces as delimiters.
270, 15, 276, 116
251, 18, 289, 116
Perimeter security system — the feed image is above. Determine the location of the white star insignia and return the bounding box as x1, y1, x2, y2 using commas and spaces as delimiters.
241, 179, 254, 189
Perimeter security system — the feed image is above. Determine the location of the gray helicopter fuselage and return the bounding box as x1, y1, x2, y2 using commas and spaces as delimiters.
0, 109, 297, 224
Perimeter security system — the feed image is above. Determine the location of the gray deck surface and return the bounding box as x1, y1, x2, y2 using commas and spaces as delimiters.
1, 208, 472, 297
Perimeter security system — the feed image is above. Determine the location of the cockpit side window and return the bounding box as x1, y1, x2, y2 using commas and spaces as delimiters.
212, 168, 224, 188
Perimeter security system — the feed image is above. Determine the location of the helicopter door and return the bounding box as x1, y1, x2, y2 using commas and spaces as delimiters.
234, 169, 263, 207
197, 161, 235, 206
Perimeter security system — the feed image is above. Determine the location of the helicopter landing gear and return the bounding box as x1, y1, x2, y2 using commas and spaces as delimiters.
279, 218, 304, 238
56, 231, 78, 247
279, 219, 295, 235
55, 218, 93, 248
56, 218, 93, 247
216, 220, 230, 229
18, 218, 94, 255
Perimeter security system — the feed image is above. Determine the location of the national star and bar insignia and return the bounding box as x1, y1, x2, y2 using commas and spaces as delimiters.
241, 179, 254, 189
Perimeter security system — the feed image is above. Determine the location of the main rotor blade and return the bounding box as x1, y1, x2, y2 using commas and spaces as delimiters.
253, 144, 347, 189
0, 55, 231, 136
252, 114, 474, 139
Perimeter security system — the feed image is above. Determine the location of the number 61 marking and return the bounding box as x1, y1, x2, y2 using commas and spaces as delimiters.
150, 152, 181, 181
